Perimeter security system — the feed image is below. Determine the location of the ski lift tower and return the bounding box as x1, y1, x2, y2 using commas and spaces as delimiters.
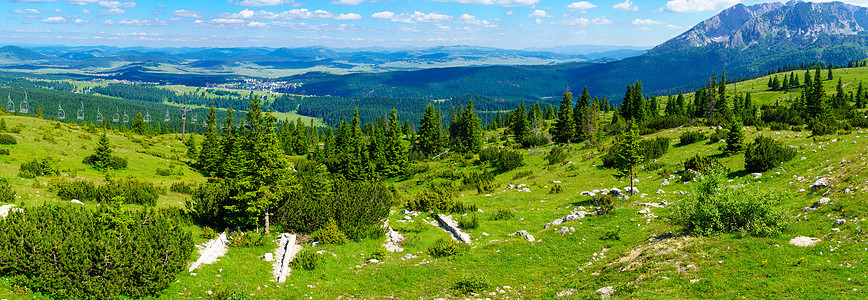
19, 91, 28, 114
179, 106, 192, 141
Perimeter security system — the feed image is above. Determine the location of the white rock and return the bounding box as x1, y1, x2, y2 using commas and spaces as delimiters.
811, 178, 830, 191
596, 286, 615, 299
70, 199, 84, 205
525, 235, 535, 242
263, 253, 274, 262
367, 259, 379, 263
789, 236, 821, 247
656, 189, 665, 195
835, 219, 846, 225
751, 173, 762, 179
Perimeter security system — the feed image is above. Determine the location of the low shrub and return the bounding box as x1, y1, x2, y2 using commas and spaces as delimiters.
460, 171, 495, 192
368, 246, 386, 261
600, 228, 621, 241
642, 115, 691, 132
290, 249, 320, 270
458, 214, 479, 229
426, 238, 463, 258
0, 149, 8, 155
318, 218, 349, 245
496, 149, 523, 172
491, 209, 514, 220
478, 147, 500, 163
767, 122, 789, 131
744, 136, 797, 172
18, 157, 59, 178
672, 169, 789, 237
0, 177, 14, 203
0, 133, 16, 145
707, 129, 727, 143
54, 179, 101, 202
53, 177, 162, 206
511, 170, 533, 180
226, 231, 266, 247
453, 275, 490, 294
594, 194, 616, 215
545, 146, 570, 165
82, 154, 128, 170
0, 204, 193, 299
201, 226, 217, 240
681, 155, 724, 182
170, 182, 197, 194
549, 184, 564, 194
678, 131, 705, 145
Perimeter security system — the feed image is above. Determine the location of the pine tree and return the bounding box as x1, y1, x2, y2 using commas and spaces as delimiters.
0, 118, 6, 131
418, 104, 444, 157
725, 117, 745, 155
616, 120, 643, 195
806, 66, 826, 117
185, 135, 198, 161
676, 92, 686, 116
459, 99, 484, 153
834, 78, 846, 109
92, 133, 113, 170
384, 108, 408, 177
828, 63, 834, 80
511, 101, 530, 146
646, 96, 659, 119
552, 92, 575, 144
771, 76, 780, 91
716, 71, 730, 119
198, 101, 222, 176
791, 72, 799, 87
36, 104, 43, 119
574, 87, 591, 141
856, 82, 866, 109
804, 69, 813, 87
219, 106, 242, 178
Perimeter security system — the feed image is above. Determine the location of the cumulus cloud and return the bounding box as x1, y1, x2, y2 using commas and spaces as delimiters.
371, 11, 451, 23
592, 16, 611, 24
99, 8, 126, 15
41, 16, 66, 23
613, 0, 638, 11
229, 0, 299, 7
632, 18, 664, 25
218, 8, 338, 20
334, 13, 362, 20
332, 0, 364, 5
98, 1, 136, 8
432, 0, 537, 7
172, 9, 203, 18
528, 9, 550, 18
664, 0, 740, 12
12, 9, 41, 14
567, 1, 596, 12
666, 24, 684, 29
103, 18, 170, 26
559, 15, 610, 26
81, 8, 92, 14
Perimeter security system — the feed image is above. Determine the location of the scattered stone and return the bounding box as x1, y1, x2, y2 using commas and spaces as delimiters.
509, 230, 529, 237
831, 228, 841, 232
546, 211, 589, 228
610, 188, 623, 196
656, 189, 665, 195
661, 179, 670, 186
811, 178, 830, 191
552, 180, 562, 184
751, 173, 762, 179
262, 253, 274, 262
560, 161, 573, 166
596, 286, 615, 299
835, 219, 847, 225
518, 187, 531, 192
525, 235, 536, 242
812, 198, 831, 208
401, 253, 418, 260
383, 222, 405, 253
435, 215, 472, 244
0, 204, 16, 218
367, 259, 379, 263
70, 199, 84, 205
556, 288, 576, 297
624, 187, 639, 195
189, 232, 230, 272
789, 236, 821, 247
557, 227, 569, 235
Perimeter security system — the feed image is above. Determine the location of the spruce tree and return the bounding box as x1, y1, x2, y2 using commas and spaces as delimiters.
856, 82, 866, 109
92, 133, 112, 170
806, 66, 825, 117
185, 135, 198, 161
511, 101, 530, 146
552, 92, 575, 144
616, 120, 643, 195
418, 104, 444, 157
36, 104, 43, 119
725, 117, 745, 155
574, 87, 591, 141
459, 99, 484, 153
198, 101, 222, 176
384, 108, 408, 177
676, 92, 686, 116
828, 63, 834, 80
804, 69, 813, 88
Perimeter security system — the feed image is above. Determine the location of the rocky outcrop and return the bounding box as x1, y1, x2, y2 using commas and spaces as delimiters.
435, 214, 472, 244
189, 232, 229, 272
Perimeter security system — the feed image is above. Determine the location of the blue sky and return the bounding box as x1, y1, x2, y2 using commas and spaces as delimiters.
1, 0, 866, 49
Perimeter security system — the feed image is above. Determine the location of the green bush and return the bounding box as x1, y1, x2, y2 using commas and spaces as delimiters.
83, 154, 128, 170
707, 129, 727, 142
460, 171, 495, 192
453, 275, 490, 294
642, 114, 691, 131
681, 155, 724, 182
0, 177, 15, 203
53, 177, 162, 206
0, 133, 16, 145
545, 146, 570, 165
640, 137, 670, 161
318, 218, 349, 244
201, 226, 217, 240
18, 157, 59, 178
54, 179, 101, 202
672, 169, 789, 237
290, 249, 320, 270
0, 204, 193, 299
511, 170, 533, 180
226, 231, 266, 247
594, 194, 616, 215
426, 238, 462, 258
170, 182, 197, 194
0, 148, 9, 155
679, 131, 705, 145
458, 214, 479, 229
600, 228, 621, 241
744, 136, 797, 173
496, 149, 524, 171
767, 122, 789, 131
549, 184, 564, 194
406, 185, 460, 213
478, 147, 500, 163
491, 209, 514, 220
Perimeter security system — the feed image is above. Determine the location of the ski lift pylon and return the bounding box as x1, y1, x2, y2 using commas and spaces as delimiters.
96, 107, 104, 123
5, 94, 14, 113
76, 102, 84, 120
18, 91, 28, 114
57, 102, 66, 120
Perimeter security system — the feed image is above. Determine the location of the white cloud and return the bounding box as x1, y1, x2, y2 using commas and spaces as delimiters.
99, 8, 126, 15
632, 18, 663, 25
432, 0, 537, 6
559, 15, 609, 26
666, 24, 683, 29
72, 18, 88, 24
334, 13, 362, 20
332, 0, 364, 5
592, 16, 611, 25
613, 0, 638, 11
229, 0, 299, 6
172, 9, 203, 18
505, 10, 515, 15
371, 11, 451, 23
218, 8, 338, 20
567, 1, 596, 12
246, 21, 268, 28
81, 8, 91, 14
534, 18, 542, 24
51, 8, 62, 13
637, 26, 650, 31
192, 18, 246, 28
98, 1, 136, 8
528, 9, 550, 18
12, 9, 41, 14
664, 0, 740, 13
41, 16, 66, 23
103, 18, 170, 26
455, 13, 495, 27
